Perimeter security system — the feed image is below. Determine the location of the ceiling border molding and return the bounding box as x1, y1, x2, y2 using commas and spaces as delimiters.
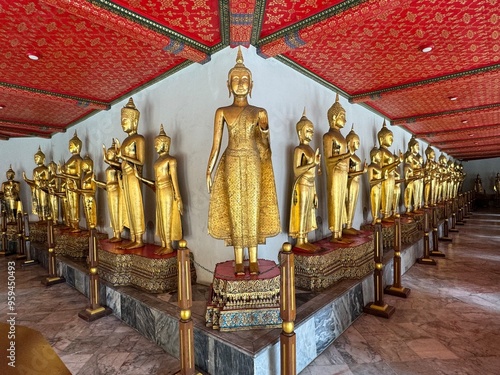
422, 123, 500, 138
350, 64, 500, 103
391, 103, 500, 125
0, 82, 110, 110
0, 120, 64, 133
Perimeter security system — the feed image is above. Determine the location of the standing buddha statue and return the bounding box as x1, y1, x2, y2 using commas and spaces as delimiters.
206, 47, 280, 275
289, 110, 320, 251
1, 166, 22, 223
343, 125, 366, 235
23, 147, 50, 222
115, 98, 146, 249
323, 93, 353, 243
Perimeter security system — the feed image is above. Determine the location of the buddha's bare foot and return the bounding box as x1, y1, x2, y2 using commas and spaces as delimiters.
234, 263, 245, 276
342, 227, 360, 236
108, 237, 122, 243
154, 247, 173, 255
249, 261, 259, 275
294, 242, 319, 252
70, 228, 82, 233
330, 237, 353, 244
127, 241, 145, 249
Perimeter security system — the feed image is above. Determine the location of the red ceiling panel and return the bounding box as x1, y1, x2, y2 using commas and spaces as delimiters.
111, 0, 221, 47
1, 0, 187, 101
260, 0, 344, 38
282, 0, 498, 94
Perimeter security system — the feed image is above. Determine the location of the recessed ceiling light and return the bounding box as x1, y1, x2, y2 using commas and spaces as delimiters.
420, 44, 434, 53
468, 134, 474, 137
27, 53, 39, 60
0, 104, 5, 109
449, 96, 458, 101
461, 119, 468, 124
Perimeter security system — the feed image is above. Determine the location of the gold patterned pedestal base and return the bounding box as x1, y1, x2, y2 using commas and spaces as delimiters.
53, 227, 108, 259
361, 216, 422, 251
28, 221, 49, 244
384, 285, 411, 298
98, 240, 197, 293
205, 259, 281, 332
293, 232, 374, 292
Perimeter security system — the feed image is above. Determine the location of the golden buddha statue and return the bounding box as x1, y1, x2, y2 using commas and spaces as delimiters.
377, 121, 402, 220
58, 132, 83, 232
423, 145, 437, 207
135, 125, 183, 254
402, 136, 421, 214
23, 147, 50, 222
115, 98, 146, 249
414, 143, 424, 211
343, 125, 367, 235
289, 111, 320, 250
1, 166, 21, 223
94, 140, 124, 242
69, 155, 97, 229
494, 173, 500, 196
438, 154, 449, 202
323, 93, 353, 243
474, 174, 485, 194
47, 161, 60, 224
206, 47, 280, 275
367, 147, 384, 225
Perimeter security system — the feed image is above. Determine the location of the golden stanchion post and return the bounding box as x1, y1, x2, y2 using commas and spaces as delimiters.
41, 218, 65, 286
464, 191, 471, 218
417, 208, 437, 265
429, 206, 445, 257
22, 213, 39, 267
78, 228, 112, 321
176, 240, 200, 375
384, 214, 410, 298
456, 193, 465, 225
280, 242, 296, 375
1, 210, 7, 255
439, 200, 453, 241
364, 219, 395, 318
449, 197, 459, 233
16, 212, 27, 260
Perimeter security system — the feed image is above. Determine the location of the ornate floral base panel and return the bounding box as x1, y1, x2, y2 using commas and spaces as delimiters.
53, 227, 108, 258
98, 240, 196, 294
205, 259, 281, 331
361, 215, 422, 251
29, 221, 49, 244
293, 232, 374, 292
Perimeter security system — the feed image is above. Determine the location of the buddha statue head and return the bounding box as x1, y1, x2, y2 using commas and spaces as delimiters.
106, 139, 118, 161
377, 120, 393, 148
407, 135, 419, 154
121, 98, 140, 134
439, 153, 448, 166
227, 47, 253, 98
82, 154, 93, 173
370, 146, 381, 164
155, 124, 171, 154
346, 124, 360, 152
34, 146, 46, 166
296, 109, 314, 143
69, 131, 82, 155
327, 92, 346, 129
6, 165, 15, 181
425, 145, 435, 161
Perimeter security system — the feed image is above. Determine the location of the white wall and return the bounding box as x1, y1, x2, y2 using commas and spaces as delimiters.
2, 46, 439, 284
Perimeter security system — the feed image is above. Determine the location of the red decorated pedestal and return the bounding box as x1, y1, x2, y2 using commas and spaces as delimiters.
293, 232, 374, 291
205, 259, 281, 331
98, 240, 196, 293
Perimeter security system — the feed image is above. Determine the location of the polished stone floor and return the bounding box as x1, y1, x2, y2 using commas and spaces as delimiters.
1, 207, 500, 374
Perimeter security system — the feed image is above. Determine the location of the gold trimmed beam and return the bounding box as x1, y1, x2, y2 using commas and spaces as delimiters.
350, 64, 500, 103
420, 122, 500, 137
392, 103, 500, 125
0, 82, 110, 111
0, 120, 64, 133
